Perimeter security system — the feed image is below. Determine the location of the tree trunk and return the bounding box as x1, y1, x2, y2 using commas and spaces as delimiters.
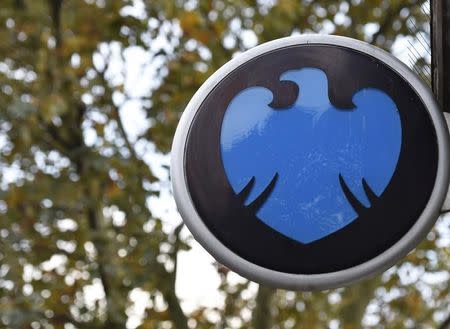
251, 285, 275, 329
340, 277, 380, 329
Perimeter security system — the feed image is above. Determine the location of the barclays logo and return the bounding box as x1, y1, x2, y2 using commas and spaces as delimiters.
174, 37, 443, 287
220, 68, 402, 243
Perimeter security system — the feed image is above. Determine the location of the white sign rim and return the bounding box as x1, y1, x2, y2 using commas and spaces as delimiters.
170, 34, 449, 290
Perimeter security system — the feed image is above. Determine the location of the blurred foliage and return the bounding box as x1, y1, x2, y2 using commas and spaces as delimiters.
0, 0, 447, 329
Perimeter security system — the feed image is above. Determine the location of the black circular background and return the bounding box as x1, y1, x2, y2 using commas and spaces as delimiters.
185, 45, 438, 274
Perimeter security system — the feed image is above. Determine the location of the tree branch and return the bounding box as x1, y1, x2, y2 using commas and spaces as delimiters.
159, 223, 189, 329
93, 60, 155, 183
439, 314, 450, 329
340, 277, 380, 329
369, 0, 426, 46
48, 0, 64, 49
251, 285, 274, 329
114, 104, 141, 163
79, 168, 123, 328
14, 0, 26, 10
66, 101, 117, 328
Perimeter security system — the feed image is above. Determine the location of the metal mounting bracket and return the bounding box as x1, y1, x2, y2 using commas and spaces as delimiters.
441, 113, 450, 212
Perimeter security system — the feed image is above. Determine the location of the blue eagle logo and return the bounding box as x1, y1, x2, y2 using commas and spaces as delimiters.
220, 68, 402, 244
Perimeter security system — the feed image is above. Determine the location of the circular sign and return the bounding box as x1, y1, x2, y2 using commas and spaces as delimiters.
171, 35, 449, 290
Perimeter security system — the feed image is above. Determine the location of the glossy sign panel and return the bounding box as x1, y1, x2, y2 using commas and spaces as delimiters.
221, 68, 402, 243
171, 36, 449, 290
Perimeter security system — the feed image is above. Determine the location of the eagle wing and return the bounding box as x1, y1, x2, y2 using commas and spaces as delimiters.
220, 87, 279, 206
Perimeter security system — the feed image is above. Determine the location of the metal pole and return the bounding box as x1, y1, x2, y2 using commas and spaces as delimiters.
433, 1, 450, 213
432, 0, 450, 112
